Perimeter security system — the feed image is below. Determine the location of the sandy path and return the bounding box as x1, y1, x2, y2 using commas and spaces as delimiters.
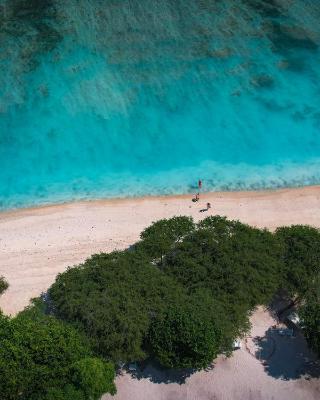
1, 186, 320, 315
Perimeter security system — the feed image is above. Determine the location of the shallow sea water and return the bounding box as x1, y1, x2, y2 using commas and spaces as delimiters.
1, 0, 320, 209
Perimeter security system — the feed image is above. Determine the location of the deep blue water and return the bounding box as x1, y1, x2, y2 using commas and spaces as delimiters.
1, 0, 320, 209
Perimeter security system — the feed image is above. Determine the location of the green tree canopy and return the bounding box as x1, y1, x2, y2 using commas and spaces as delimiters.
299, 275, 320, 357
0, 312, 87, 399
45, 216, 320, 372
149, 292, 222, 369
0, 304, 116, 400
49, 251, 186, 362
48, 216, 287, 370
43, 385, 85, 400
138, 216, 195, 262
164, 216, 283, 306
71, 357, 116, 399
275, 225, 320, 299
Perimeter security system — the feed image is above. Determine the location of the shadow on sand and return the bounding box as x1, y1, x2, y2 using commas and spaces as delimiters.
124, 359, 214, 384
254, 327, 320, 380
259, 291, 320, 380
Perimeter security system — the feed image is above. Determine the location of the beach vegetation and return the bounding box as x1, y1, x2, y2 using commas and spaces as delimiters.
299, 275, 320, 357
162, 216, 283, 350
137, 216, 195, 263
47, 218, 320, 371
49, 251, 186, 362
48, 216, 284, 369
275, 225, 320, 302
71, 357, 116, 398
164, 215, 283, 305
42, 384, 86, 400
149, 291, 222, 369
0, 302, 116, 400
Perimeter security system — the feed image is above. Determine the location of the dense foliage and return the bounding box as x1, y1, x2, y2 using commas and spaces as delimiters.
1, 215, 320, 400
49, 216, 320, 369
71, 357, 116, 399
275, 225, 320, 299
49, 215, 287, 369
137, 216, 195, 262
0, 303, 116, 400
162, 216, 283, 345
149, 292, 222, 369
299, 275, 320, 357
49, 251, 186, 362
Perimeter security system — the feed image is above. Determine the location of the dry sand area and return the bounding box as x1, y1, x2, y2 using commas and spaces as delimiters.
1, 186, 320, 399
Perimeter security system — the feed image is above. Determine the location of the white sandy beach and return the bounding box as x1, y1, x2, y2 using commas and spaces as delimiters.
1, 186, 320, 400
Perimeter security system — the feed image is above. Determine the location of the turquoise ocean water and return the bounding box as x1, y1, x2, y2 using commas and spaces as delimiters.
1, 0, 320, 210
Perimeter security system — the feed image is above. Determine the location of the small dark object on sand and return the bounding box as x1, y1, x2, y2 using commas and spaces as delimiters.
192, 193, 200, 202
199, 202, 212, 213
